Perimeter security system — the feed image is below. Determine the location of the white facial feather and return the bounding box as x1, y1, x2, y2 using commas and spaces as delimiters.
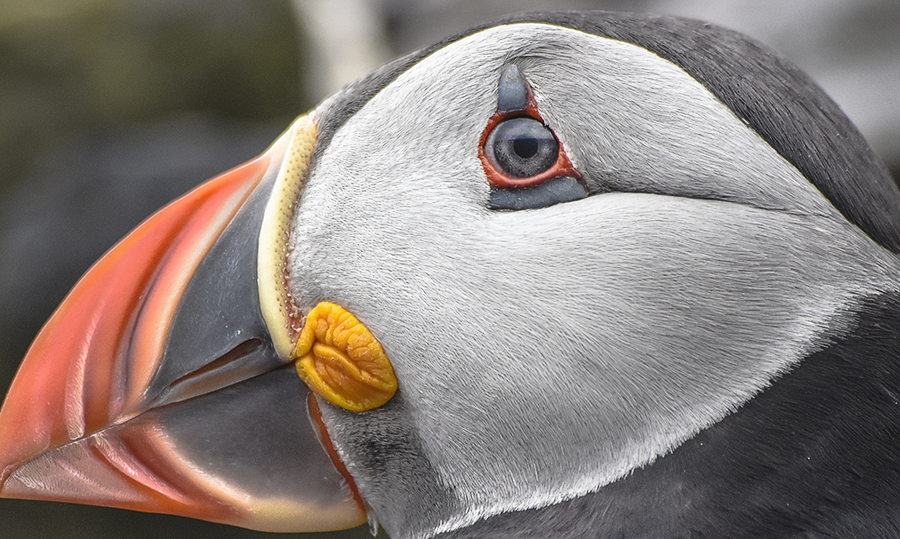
290, 23, 900, 539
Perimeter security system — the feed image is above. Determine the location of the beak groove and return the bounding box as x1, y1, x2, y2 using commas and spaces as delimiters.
151, 338, 265, 408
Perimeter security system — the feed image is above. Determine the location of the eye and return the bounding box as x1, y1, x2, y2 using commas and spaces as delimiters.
478, 63, 586, 210
484, 117, 559, 178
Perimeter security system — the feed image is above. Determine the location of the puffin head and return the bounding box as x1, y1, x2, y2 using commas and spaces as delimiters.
3, 12, 900, 539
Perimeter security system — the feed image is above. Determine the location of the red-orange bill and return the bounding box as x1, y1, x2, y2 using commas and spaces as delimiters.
0, 129, 366, 532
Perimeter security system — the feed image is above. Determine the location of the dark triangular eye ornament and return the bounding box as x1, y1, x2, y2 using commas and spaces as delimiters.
480, 64, 587, 210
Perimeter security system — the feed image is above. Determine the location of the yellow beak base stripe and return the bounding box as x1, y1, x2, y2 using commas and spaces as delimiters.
258, 114, 317, 359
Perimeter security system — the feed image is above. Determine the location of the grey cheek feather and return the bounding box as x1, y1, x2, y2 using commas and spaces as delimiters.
289, 23, 900, 539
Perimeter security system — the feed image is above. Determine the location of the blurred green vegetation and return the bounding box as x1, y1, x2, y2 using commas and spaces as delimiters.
0, 0, 308, 195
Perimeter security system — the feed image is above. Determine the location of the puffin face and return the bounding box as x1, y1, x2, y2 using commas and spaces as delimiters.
3, 13, 900, 539
296, 23, 900, 536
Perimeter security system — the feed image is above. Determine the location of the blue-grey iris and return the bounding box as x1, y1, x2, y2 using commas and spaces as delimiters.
485, 117, 559, 178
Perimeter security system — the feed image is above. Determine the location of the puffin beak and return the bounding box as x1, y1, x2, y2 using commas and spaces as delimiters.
0, 116, 367, 532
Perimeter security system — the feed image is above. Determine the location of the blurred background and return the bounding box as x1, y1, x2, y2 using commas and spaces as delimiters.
0, 0, 897, 537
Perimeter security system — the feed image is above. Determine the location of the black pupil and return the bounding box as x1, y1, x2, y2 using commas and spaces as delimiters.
513, 137, 539, 159
487, 117, 559, 178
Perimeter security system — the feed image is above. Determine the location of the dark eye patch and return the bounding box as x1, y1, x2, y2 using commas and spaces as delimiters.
488, 176, 588, 210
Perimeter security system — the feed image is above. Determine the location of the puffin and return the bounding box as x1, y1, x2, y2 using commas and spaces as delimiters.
3, 11, 900, 539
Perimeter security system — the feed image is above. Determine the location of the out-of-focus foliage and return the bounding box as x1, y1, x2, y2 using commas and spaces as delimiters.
0, 0, 306, 194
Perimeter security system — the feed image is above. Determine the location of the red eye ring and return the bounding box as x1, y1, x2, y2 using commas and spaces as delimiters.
478, 107, 582, 189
